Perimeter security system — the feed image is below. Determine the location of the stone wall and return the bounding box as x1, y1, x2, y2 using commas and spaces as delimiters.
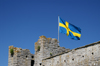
34, 35, 70, 66
42, 41, 100, 66
8, 36, 100, 66
8, 46, 34, 66
35, 35, 70, 58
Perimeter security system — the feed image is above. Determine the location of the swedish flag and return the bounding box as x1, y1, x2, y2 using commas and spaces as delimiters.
59, 17, 81, 40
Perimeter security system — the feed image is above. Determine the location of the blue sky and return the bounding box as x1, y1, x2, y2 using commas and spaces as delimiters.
0, 0, 100, 66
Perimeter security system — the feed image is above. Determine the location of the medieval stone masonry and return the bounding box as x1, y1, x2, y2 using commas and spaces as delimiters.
8, 35, 100, 66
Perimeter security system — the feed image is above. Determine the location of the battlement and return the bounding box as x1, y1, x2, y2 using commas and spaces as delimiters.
8, 46, 34, 66
8, 36, 100, 66
34, 35, 70, 66
35, 35, 70, 57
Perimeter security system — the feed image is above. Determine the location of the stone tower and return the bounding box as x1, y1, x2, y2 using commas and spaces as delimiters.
8, 35, 100, 66
8, 46, 34, 66
34, 35, 70, 66
8, 35, 70, 66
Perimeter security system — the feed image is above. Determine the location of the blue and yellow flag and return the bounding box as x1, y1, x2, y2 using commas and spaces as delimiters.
59, 16, 81, 40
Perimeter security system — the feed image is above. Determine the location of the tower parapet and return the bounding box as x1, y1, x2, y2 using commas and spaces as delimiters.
34, 35, 70, 66
8, 46, 34, 66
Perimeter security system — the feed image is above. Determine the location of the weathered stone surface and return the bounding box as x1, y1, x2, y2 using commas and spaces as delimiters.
8, 36, 100, 66
42, 41, 100, 66
8, 46, 34, 66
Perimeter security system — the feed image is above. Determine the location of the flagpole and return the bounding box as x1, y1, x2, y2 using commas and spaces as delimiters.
58, 16, 59, 45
